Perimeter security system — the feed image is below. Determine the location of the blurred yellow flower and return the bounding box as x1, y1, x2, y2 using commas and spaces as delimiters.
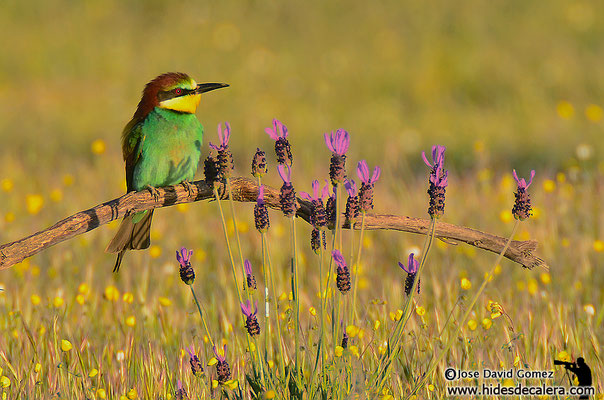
584, 304, 595, 316
278, 292, 288, 301
31, 294, 41, 306
126, 315, 136, 327
104, 285, 120, 302
349, 345, 360, 357
50, 188, 63, 202
415, 306, 426, 316
1, 178, 13, 192
75, 294, 85, 305
527, 279, 538, 295
0, 376, 10, 388
540, 272, 551, 284
78, 283, 90, 296
467, 320, 477, 331
374, 320, 381, 330
91, 139, 106, 155
461, 278, 471, 290
225, 379, 238, 390
62, 173, 75, 186
238, 221, 249, 233
208, 357, 218, 366
516, 280, 526, 291
120, 396, 128, 400
248, 342, 256, 353
585, 104, 603, 122
556, 172, 566, 183
593, 240, 604, 252
493, 264, 502, 275
499, 210, 513, 224
96, 389, 107, 399
116, 350, 125, 362
335, 346, 344, 357
428, 384, 435, 392
26, 194, 44, 215
514, 355, 521, 366
176, 203, 189, 213
487, 300, 503, 319
34, 363, 42, 374
267, 360, 274, 369
346, 325, 360, 337
61, 339, 73, 352
265, 390, 276, 399
149, 245, 162, 258
212, 380, 219, 388
557, 351, 570, 362
123, 292, 134, 304
542, 179, 556, 193
89, 368, 98, 377
308, 306, 316, 316
158, 297, 172, 307
482, 318, 492, 330
53, 296, 64, 308
556, 100, 574, 120
127, 388, 138, 399
4, 212, 15, 223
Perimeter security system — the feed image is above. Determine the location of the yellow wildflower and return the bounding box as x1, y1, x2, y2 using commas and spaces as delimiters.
585, 104, 603, 122
149, 245, 161, 258
158, 296, 172, 307
527, 279, 538, 295
593, 240, 604, 252
542, 179, 556, 193
127, 388, 138, 399
61, 339, 73, 352
50, 188, 63, 202
309, 306, 316, 316
26, 194, 44, 215
53, 296, 64, 308
346, 325, 360, 337
265, 390, 276, 399
91, 139, 106, 155
122, 292, 134, 304
96, 389, 107, 399
125, 315, 136, 327
540, 272, 551, 284
78, 283, 91, 296
89, 368, 98, 377
104, 285, 120, 302
1, 178, 13, 192
75, 294, 85, 305
0, 376, 10, 388
31, 294, 42, 306
34, 363, 42, 374
556, 100, 574, 120
335, 346, 344, 357
374, 320, 381, 330
482, 318, 492, 330
349, 345, 360, 357
415, 306, 426, 316
499, 210, 513, 224
467, 320, 477, 331
461, 278, 472, 290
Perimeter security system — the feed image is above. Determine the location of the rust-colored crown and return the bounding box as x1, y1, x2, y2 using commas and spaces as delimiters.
132, 72, 192, 123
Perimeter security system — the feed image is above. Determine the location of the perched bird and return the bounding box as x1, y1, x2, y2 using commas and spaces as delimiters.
106, 72, 228, 272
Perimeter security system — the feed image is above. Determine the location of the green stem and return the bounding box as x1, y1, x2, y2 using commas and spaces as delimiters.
226, 178, 251, 302
318, 245, 326, 383
350, 212, 367, 324
190, 286, 215, 348
258, 177, 270, 366
263, 232, 286, 378
406, 220, 520, 399
290, 216, 301, 382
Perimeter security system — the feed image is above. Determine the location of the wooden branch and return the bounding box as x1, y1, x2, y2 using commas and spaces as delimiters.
0, 177, 547, 271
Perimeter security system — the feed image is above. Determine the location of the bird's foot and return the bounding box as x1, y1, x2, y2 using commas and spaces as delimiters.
181, 180, 195, 198
145, 185, 161, 202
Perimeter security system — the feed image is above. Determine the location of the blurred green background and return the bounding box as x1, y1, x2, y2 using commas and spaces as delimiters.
1, 0, 603, 176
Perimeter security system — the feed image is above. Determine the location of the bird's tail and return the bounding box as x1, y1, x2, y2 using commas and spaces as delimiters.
105, 210, 154, 273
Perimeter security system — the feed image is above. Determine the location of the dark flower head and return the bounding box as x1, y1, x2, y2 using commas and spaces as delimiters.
254, 185, 270, 232
244, 259, 257, 290
175, 380, 188, 400
399, 253, 420, 296
241, 300, 260, 336
186, 345, 204, 377
301, 180, 330, 229
341, 332, 349, 349
423, 145, 448, 218
324, 129, 350, 156
311, 228, 321, 253
278, 164, 298, 217
212, 345, 231, 384
209, 122, 231, 152
325, 188, 336, 228
176, 247, 195, 285
251, 148, 268, 178
357, 160, 381, 212
512, 169, 535, 221
332, 250, 351, 293
266, 119, 292, 165
204, 155, 220, 186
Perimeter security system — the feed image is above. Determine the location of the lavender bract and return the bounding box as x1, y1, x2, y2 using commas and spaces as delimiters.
210, 122, 234, 179
278, 164, 298, 217
213, 345, 231, 384
265, 119, 293, 166
344, 178, 360, 225
399, 253, 420, 296
357, 160, 381, 212
244, 259, 257, 290
332, 249, 351, 293
241, 300, 261, 336
422, 145, 448, 218
325, 129, 350, 185
176, 247, 195, 285
512, 169, 535, 221
300, 180, 330, 230
185, 345, 203, 377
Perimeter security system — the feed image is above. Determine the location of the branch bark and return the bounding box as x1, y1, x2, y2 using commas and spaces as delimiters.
0, 177, 547, 271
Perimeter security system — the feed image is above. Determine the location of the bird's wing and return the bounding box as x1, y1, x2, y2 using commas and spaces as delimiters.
121, 119, 145, 192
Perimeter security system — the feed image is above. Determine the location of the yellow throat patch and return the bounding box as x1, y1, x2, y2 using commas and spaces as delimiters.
159, 80, 202, 114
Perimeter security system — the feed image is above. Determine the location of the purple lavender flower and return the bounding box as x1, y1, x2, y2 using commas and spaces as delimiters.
204, 154, 220, 187
251, 148, 268, 178
244, 259, 257, 290
185, 345, 204, 377
422, 145, 448, 218
254, 185, 270, 233
332, 250, 351, 293
300, 180, 330, 229
241, 300, 261, 337
278, 164, 298, 217
175, 380, 188, 400
512, 169, 535, 221
325, 129, 350, 185
341, 332, 349, 349
357, 160, 381, 212
176, 247, 195, 285
213, 345, 231, 384
344, 178, 360, 226
325, 187, 336, 228
399, 253, 420, 296
209, 122, 234, 179
265, 119, 293, 166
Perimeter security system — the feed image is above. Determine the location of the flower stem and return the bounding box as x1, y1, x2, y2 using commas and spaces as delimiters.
350, 212, 367, 324
290, 216, 301, 383
190, 285, 215, 349
406, 220, 520, 399
258, 177, 270, 366
226, 178, 251, 303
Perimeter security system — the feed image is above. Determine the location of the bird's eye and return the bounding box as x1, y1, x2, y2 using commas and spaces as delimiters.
175, 88, 183, 95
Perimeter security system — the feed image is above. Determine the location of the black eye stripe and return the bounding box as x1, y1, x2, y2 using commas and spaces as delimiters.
158, 88, 196, 101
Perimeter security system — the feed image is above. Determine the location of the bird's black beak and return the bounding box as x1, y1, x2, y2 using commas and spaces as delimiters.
195, 83, 229, 94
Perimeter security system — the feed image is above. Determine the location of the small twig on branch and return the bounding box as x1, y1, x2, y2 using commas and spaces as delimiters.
0, 177, 547, 271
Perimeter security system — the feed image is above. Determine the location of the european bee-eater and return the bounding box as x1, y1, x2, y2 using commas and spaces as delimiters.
106, 72, 228, 272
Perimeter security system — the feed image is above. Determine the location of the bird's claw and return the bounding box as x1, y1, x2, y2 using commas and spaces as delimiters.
181, 181, 195, 198
146, 185, 161, 202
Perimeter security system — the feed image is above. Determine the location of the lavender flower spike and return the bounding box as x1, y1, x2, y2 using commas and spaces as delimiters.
332, 250, 351, 293
244, 259, 257, 290
176, 247, 195, 285
399, 253, 420, 296
512, 169, 535, 221
241, 300, 261, 336
209, 122, 231, 151
422, 145, 446, 170
265, 119, 289, 139
212, 345, 231, 384
254, 185, 270, 232
423, 145, 448, 218
266, 119, 292, 165
175, 380, 188, 400
278, 164, 298, 217
300, 180, 330, 203
278, 164, 292, 184
357, 160, 381, 212
344, 178, 360, 225
301, 180, 330, 230
186, 345, 203, 377
324, 129, 350, 155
